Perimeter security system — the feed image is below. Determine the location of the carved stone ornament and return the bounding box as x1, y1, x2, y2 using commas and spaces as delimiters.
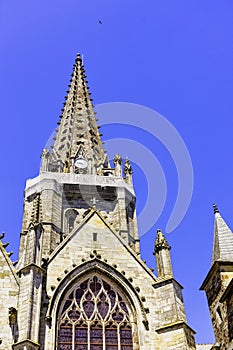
154, 229, 171, 253
114, 154, 122, 165
9, 307, 17, 325
40, 148, 50, 159
124, 158, 133, 175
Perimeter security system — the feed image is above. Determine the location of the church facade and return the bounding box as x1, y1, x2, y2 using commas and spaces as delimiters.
0, 54, 232, 350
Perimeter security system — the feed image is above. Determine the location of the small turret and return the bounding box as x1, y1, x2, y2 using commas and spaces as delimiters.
154, 229, 173, 277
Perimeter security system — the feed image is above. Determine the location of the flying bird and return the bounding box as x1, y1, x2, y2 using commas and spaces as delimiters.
99, 20, 102, 24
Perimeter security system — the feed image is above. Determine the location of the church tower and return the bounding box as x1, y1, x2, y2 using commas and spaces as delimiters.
0, 54, 196, 350
200, 205, 233, 349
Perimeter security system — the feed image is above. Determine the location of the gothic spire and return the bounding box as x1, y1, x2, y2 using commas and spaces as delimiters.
212, 203, 233, 264
49, 54, 106, 174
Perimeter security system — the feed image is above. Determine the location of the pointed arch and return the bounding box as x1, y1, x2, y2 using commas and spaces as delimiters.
57, 275, 135, 349
47, 260, 144, 349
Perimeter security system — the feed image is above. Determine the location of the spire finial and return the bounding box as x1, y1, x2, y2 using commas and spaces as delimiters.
154, 229, 173, 277
76, 52, 81, 60
124, 158, 133, 184
154, 229, 171, 253
213, 203, 219, 214
114, 154, 122, 177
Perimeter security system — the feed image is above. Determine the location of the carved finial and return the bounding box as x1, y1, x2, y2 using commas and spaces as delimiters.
40, 148, 50, 173
7, 252, 13, 257
213, 203, 219, 214
124, 157, 133, 184
76, 53, 81, 61
12, 261, 18, 267
154, 229, 173, 277
114, 154, 122, 165
40, 148, 50, 159
124, 157, 133, 175
154, 229, 171, 253
3, 242, 9, 248
114, 154, 122, 177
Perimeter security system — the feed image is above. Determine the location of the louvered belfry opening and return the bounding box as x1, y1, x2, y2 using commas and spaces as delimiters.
57, 275, 135, 350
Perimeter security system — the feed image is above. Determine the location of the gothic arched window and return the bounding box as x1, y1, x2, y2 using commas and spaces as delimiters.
57, 275, 135, 350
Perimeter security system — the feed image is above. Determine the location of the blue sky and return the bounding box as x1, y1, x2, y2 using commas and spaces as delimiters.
1, 0, 233, 343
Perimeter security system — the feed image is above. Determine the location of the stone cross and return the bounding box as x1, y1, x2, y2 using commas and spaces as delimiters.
90, 196, 99, 209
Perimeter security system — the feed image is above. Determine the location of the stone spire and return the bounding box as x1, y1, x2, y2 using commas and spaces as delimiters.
154, 229, 173, 277
212, 203, 233, 264
43, 54, 107, 174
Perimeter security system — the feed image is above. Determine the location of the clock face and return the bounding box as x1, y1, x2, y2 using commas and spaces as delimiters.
75, 158, 88, 169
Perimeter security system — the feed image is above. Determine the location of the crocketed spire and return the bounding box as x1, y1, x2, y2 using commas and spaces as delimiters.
44, 54, 107, 174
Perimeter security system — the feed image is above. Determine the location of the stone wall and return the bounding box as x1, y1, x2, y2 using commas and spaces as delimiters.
0, 243, 19, 349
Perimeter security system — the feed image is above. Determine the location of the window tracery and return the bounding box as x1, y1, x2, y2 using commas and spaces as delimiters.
57, 275, 135, 350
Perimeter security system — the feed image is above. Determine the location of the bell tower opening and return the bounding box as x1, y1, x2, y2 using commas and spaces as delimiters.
64, 209, 79, 233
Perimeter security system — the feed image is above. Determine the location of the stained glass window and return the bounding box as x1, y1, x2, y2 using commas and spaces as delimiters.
57, 276, 135, 350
